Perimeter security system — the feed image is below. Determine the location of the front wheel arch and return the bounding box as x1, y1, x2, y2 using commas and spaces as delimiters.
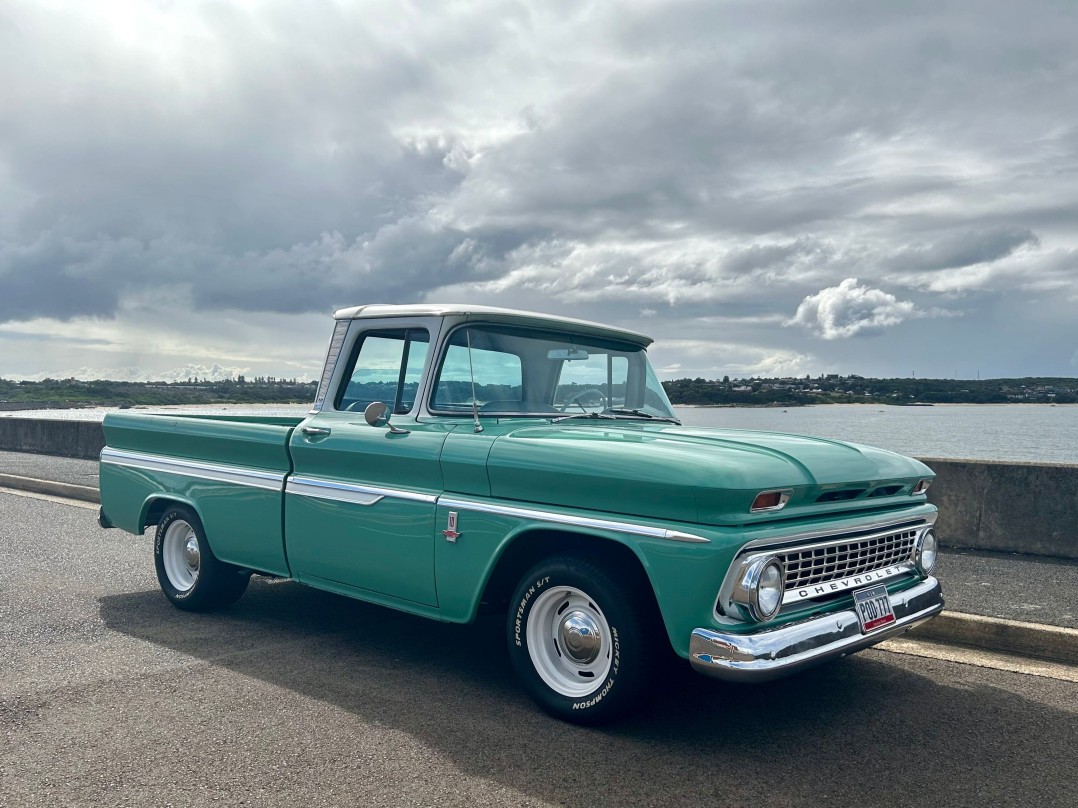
479, 528, 661, 621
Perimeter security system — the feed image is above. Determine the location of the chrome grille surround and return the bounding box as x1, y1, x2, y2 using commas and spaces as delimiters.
716, 516, 935, 621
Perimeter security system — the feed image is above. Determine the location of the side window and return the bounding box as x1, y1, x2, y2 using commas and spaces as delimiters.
432, 336, 523, 410
335, 329, 430, 414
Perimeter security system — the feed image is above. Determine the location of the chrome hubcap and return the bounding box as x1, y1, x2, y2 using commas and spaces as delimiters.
559, 610, 601, 664
525, 585, 613, 698
184, 536, 200, 569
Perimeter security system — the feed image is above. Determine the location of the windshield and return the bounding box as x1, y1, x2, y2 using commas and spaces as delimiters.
429, 324, 677, 420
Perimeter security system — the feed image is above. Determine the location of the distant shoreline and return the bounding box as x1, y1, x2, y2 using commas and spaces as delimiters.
673, 401, 1076, 408
4, 400, 1075, 419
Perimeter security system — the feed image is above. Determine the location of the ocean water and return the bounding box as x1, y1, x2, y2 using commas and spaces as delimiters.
4, 402, 1076, 464
672, 403, 1078, 465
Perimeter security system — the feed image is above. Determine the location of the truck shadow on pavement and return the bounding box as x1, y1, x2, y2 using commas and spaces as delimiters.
98, 577, 1078, 808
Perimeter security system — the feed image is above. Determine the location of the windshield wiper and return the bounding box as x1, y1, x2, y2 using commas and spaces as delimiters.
553, 409, 681, 425
552, 411, 618, 423
603, 408, 682, 424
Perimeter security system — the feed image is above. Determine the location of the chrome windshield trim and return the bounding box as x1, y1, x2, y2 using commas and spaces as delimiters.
99, 447, 285, 491
286, 475, 437, 505
437, 497, 710, 543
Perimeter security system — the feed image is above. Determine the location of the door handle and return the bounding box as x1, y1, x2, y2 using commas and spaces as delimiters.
301, 426, 332, 437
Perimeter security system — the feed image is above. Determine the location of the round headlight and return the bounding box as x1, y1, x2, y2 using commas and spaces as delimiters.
755, 559, 784, 620
731, 555, 787, 622
916, 529, 938, 576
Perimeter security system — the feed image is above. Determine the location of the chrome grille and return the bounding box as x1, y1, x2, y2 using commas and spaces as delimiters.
779, 528, 918, 590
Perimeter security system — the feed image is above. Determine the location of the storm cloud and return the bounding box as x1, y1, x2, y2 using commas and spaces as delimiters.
1, 0, 1076, 380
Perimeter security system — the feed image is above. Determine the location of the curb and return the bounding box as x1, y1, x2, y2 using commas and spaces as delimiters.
908, 611, 1078, 666
0, 473, 100, 504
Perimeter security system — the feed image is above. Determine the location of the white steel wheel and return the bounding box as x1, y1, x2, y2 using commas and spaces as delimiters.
508, 554, 658, 723
161, 518, 201, 592
525, 585, 614, 698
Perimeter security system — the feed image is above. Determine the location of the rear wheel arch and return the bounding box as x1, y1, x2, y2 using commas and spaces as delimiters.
142, 495, 199, 532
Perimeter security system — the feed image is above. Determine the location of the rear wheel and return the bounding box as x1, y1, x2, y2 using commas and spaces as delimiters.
154, 505, 249, 611
507, 555, 656, 724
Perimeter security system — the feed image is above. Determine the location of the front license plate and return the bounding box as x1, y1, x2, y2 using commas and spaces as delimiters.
853, 584, 897, 634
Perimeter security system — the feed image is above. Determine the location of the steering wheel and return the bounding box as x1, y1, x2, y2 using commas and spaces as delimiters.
558, 388, 607, 412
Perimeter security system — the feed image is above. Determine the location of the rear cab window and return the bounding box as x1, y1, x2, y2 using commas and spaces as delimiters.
335, 328, 430, 414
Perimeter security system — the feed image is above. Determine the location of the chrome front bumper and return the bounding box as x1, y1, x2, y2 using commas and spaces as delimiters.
689, 577, 943, 682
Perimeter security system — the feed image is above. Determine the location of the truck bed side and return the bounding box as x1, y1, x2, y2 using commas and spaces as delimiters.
99, 412, 301, 576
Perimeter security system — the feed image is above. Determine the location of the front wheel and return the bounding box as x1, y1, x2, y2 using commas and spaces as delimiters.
154, 505, 249, 611
507, 555, 656, 724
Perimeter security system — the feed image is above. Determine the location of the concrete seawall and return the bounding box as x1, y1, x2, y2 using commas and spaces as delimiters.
0, 417, 1075, 559
0, 418, 106, 460
921, 457, 1077, 560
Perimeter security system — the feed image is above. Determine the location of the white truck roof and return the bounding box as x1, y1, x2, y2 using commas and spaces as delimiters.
331, 303, 654, 347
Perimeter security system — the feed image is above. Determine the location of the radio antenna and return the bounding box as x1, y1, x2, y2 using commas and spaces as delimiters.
467, 328, 483, 434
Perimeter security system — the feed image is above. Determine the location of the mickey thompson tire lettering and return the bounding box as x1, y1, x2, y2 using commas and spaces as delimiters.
506, 554, 657, 725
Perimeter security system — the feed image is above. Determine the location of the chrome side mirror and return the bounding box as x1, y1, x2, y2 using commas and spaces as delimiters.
363, 401, 389, 427
363, 402, 409, 434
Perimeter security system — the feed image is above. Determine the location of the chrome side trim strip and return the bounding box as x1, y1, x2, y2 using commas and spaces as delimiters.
286, 478, 383, 506
437, 497, 710, 543
100, 447, 285, 491
286, 475, 437, 505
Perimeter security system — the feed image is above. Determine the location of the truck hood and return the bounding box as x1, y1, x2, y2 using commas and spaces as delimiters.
485, 422, 933, 526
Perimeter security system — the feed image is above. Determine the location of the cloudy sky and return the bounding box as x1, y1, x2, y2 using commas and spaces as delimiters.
1, 0, 1076, 383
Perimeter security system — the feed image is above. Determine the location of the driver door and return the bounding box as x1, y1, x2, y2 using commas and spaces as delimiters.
286, 325, 448, 607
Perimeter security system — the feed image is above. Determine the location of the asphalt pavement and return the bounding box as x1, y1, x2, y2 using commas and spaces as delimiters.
1, 490, 1076, 808
2, 447, 1078, 673
0, 449, 99, 489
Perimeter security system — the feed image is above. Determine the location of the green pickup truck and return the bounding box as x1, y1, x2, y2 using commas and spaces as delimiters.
99, 304, 943, 723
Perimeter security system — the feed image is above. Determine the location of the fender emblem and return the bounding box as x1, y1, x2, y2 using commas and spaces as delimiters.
442, 511, 461, 542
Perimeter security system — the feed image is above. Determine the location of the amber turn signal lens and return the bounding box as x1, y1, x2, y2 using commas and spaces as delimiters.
911, 479, 932, 495
753, 492, 782, 509
750, 490, 790, 512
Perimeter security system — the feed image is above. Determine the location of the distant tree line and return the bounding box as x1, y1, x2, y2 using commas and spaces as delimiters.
662, 375, 1078, 406
0, 377, 318, 408
2, 374, 1075, 409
